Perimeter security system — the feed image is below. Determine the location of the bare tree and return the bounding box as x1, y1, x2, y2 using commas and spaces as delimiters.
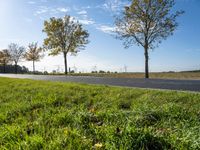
115, 0, 184, 78
8, 43, 26, 74
24, 42, 43, 73
0, 49, 11, 73
43, 15, 89, 74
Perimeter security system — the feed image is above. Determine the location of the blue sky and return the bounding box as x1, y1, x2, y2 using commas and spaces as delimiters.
0, 0, 200, 73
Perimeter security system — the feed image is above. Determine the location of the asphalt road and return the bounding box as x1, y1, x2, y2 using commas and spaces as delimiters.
0, 74, 200, 92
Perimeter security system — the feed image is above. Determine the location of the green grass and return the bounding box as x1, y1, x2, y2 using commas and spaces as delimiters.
0, 77, 199, 150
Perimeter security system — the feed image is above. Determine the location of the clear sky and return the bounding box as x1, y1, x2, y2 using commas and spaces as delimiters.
0, 0, 200, 73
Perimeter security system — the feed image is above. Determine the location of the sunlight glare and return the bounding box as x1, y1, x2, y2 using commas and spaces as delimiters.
0, 0, 11, 19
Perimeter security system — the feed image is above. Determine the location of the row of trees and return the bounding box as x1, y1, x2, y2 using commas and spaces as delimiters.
41, 0, 183, 78
0, 0, 183, 78
0, 16, 89, 74
0, 43, 43, 73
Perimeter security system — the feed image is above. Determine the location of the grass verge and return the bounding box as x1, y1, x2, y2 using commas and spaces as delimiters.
0, 77, 199, 149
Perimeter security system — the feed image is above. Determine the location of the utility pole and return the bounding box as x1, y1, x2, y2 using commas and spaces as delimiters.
73, 64, 77, 73
124, 65, 127, 73
56, 65, 60, 73
43, 67, 46, 74
92, 65, 97, 73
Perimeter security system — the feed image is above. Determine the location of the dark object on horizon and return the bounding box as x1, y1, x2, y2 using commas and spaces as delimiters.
52, 70, 57, 74
99, 70, 106, 74
181, 70, 200, 73
91, 71, 98, 74
0, 49, 11, 73
70, 70, 75, 73
107, 71, 111, 74
44, 71, 49, 75
0, 65, 29, 74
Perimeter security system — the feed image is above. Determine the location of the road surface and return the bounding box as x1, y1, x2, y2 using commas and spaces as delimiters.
0, 74, 200, 92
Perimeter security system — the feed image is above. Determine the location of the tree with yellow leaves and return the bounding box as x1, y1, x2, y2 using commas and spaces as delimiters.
24, 42, 43, 73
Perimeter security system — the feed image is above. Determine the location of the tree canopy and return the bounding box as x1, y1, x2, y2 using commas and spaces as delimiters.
43, 15, 89, 74
0, 49, 11, 66
24, 42, 43, 62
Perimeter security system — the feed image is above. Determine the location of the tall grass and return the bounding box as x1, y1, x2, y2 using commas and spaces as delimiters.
0, 77, 199, 149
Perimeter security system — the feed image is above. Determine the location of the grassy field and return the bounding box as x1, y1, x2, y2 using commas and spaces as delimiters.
0, 78, 200, 149
68, 72, 200, 80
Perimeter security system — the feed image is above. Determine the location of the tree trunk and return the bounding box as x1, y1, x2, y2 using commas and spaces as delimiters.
33, 60, 35, 74
144, 47, 149, 79
64, 52, 68, 74
15, 63, 18, 74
